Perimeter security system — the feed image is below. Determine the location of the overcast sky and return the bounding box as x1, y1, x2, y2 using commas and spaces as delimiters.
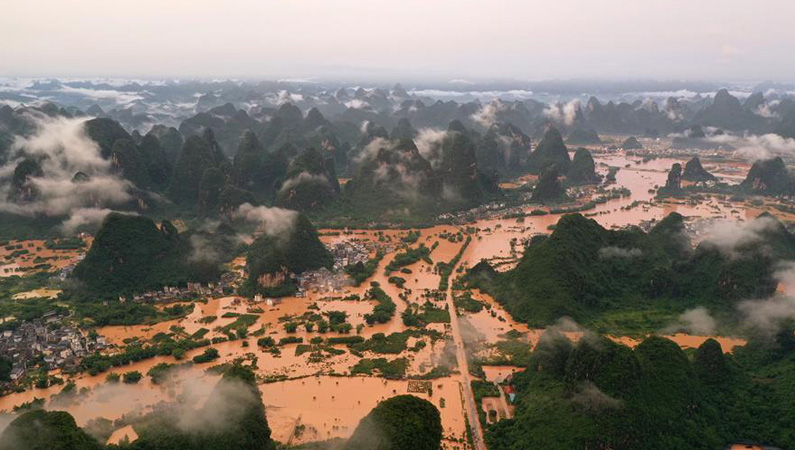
2, 0, 794, 82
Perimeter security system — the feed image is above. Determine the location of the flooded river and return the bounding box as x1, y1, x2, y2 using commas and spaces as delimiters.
0, 150, 784, 447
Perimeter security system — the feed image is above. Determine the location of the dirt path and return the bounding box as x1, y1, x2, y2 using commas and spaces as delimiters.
443, 239, 486, 450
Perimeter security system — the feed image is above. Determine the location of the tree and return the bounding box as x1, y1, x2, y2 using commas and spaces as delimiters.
0, 409, 103, 450
122, 371, 142, 384
346, 395, 442, 450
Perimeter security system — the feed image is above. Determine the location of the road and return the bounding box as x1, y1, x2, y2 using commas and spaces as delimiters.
443, 243, 486, 450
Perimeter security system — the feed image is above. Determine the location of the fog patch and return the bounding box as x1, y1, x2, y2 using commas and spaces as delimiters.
570, 381, 623, 413
0, 112, 135, 216
441, 184, 462, 203
56, 86, 144, 106
232, 203, 297, 239
188, 234, 221, 264
737, 295, 795, 338
737, 263, 795, 337
705, 133, 795, 161
345, 99, 370, 110
700, 215, 779, 259
276, 90, 303, 105
59, 207, 116, 235
598, 246, 642, 259
354, 137, 390, 165
414, 128, 446, 168
538, 317, 600, 348
279, 172, 330, 194
662, 307, 717, 335
176, 378, 256, 435
754, 103, 778, 119
543, 100, 581, 127
471, 100, 506, 128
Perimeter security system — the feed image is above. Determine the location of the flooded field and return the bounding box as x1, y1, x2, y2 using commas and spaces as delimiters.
0, 148, 786, 448
0, 238, 88, 277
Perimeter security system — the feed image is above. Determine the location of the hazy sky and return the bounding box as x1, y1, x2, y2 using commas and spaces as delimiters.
2, 0, 794, 82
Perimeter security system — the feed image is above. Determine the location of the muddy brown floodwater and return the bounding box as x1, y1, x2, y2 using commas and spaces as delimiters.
0, 151, 783, 448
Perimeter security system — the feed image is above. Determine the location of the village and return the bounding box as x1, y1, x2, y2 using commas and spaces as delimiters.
0, 237, 377, 392
0, 311, 107, 382
116, 274, 237, 304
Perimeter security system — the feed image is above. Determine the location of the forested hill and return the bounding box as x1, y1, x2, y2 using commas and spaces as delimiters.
468, 212, 795, 330
0, 365, 275, 450
486, 331, 795, 450
73, 213, 235, 298
241, 212, 333, 297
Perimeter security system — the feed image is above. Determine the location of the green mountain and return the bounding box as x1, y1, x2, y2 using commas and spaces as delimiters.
8, 158, 42, 202
198, 167, 226, 217
485, 332, 795, 450
0, 409, 102, 450
468, 212, 792, 329
345, 395, 442, 450
73, 213, 228, 297
682, 157, 716, 182
168, 135, 224, 207
84, 117, 131, 158
740, 157, 794, 195
0, 366, 275, 450
530, 127, 571, 173
84, 117, 168, 190
531, 168, 566, 203
390, 118, 419, 140
344, 138, 442, 216
567, 148, 600, 185
138, 133, 173, 190
147, 125, 184, 166
695, 88, 761, 131
567, 128, 601, 145
477, 123, 533, 176
233, 130, 270, 196
274, 147, 339, 212
439, 120, 484, 205
621, 136, 643, 150
303, 107, 330, 132
659, 163, 683, 194
128, 365, 274, 450
110, 138, 151, 189
242, 213, 332, 297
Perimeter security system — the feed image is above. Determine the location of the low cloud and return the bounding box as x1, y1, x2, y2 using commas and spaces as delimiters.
570, 381, 623, 414
543, 100, 581, 127
354, 137, 390, 165
278, 172, 330, 193
188, 234, 221, 264
344, 99, 370, 110
471, 100, 506, 128
59, 207, 115, 235
56, 86, 144, 106
705, 133, 795, 161
598, 246, 642, 259
177, 378, 257, 435
700, 215, 779, 259
232, 203, 297, 239
0, 112, 135, 217
662, 307, 717, 335
414, 128, 446, 168
736, 262, 795, 337
275, 90, 303, 105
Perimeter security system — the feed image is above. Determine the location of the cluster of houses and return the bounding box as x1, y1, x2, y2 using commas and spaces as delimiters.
294, 240, 374, 296
438, 200, 508, 223
0, 312, 106, 381
118, 273, 237, 304
297, 268, 350, 295
329, 241, 371, 271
